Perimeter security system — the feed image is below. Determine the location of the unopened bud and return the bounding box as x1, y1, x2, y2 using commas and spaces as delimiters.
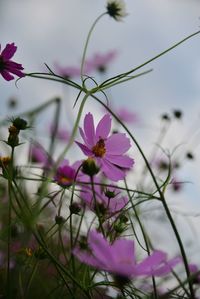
69, 202, 81, 215
55, 215, 65, 225
82, 158, 99, 176
12, 117, 28, 130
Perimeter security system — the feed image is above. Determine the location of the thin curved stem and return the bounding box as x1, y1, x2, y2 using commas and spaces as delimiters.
99, 30, 200, 89
56, 91, 92, 165
80, 12, 107, 83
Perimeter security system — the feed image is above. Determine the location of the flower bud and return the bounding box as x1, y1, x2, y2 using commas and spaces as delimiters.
186, 152, 194, 160
173, 109, 182, 119
82, 158, 99, 176
104, 189, 116, 199
119, 214, 128, 223
55, 215, 65, 225
69, 202, 81, 215
0, 156, 11, 168
7, 125, 19, 147
12, 117, 28, 130
161, 113, 170, 121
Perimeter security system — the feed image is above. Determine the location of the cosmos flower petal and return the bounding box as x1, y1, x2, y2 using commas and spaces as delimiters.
74, 232, 180, 278
95, 114, 111, 140
112, 239, 135, 264
58, 159, 69, 167
84, 113, 95, 146
89, 231, 115, 265
76, 113, 134, 180
149, 257, 182, 276
0, 43, 24, 81
6, 60, 24, 69
6, 67, 25, 78
108, 196, 128, 213
105, 133, 131, 154
117, 108, 139, 124
79, 127, 89, 147
1, 70, 14, 81
73, 247, 103, 268
1, 43, 17, 60
101, 158, 126, 181
134, 251, 167, 275
75, 141, 93, 156
105, 154, 134, 168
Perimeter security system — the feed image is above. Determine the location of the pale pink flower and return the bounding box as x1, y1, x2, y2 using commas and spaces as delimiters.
76, 113, 134, 181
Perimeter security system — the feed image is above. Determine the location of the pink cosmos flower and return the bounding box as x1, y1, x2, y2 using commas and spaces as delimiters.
116, 107, 139, 124
81, 177, 128, 217
29, 144, 47, 164
0, 43, 25, 81
188, 263, 200, 284
86, 50, 117, 73
73, 230, 181, 278
76, 113, 134, 181
49, 124, 70, 142
29, 143, 51, 166
54, 62, 92, 79
54, 159, 82, 187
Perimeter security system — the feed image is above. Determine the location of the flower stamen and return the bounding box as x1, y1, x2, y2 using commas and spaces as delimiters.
92, 139, 106, 157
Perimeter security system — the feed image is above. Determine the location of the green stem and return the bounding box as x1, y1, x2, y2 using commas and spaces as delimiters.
90, 176, 105, 237
80, 12, 106, 83
99, 30, 200, 89
26, 72, 82, 90
48, 97, 61, 158
24, 261, 38, 296
124, 179, 158, 299
6, 147, 15, 298
56, 91, 91, 165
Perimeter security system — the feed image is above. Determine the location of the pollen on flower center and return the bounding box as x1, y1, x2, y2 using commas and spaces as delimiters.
59, 177, 73, 185
92, 139, 106, 157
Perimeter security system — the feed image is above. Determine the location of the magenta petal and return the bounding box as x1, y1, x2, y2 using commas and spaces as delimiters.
73, 247, 102, 268
79, 127, 89, 147
1, 70, 14, 81
151, 257, 181, 276
95, 114, 111, 140
7, 68, 25, 78
135, 251, 167, 275
105, 133, 131, 154
1, 43, 17, 60
6, 60, 23, 69
112, 239, 135, 264
59, 159, 69, 167
89, 231, 114, 266
75, 141, 93, 156
105, 154, 134, 168
101, 159, 126, 181
84, 113, 95, 146
108, 196, 128, 213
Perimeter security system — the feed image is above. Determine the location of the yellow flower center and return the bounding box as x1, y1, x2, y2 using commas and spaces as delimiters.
59, 177, 73, 185
92, 139, 106, 157
25, 247, 33, 257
